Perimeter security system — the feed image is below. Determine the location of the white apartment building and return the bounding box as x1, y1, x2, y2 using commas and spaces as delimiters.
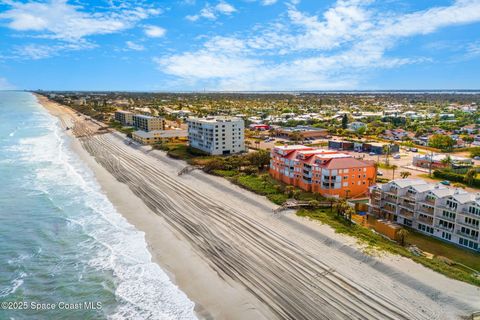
187, 116, 245, 155
114, 110, 134, 126
369, 179, 480, 251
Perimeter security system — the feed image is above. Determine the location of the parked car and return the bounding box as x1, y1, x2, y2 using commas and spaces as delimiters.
369, 152, 376, 156
377, 171, 384, 176
393, 154, 401, 159
410, 147, 418, 152
474, 156, 480, 160
440, 180, 451, 186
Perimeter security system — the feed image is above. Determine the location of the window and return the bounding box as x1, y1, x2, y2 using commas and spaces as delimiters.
441, 232, 452, 240
442, 211, 456, 219
446, 199, 457, 210
459, 237, 479, 250
418, 223, 434, 234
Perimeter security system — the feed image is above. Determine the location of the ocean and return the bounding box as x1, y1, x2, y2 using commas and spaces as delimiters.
0, 91, 196, 319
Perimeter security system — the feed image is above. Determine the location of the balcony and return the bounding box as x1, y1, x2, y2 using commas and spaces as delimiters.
418, 207, 435, 216
418, 216, 434, 225
385, 187, 398, 195
405, 192, 417, 200
303, 170, 312, 177
399, 209, 414, 218
439, 215, 456, 222
438, 204, 458, 212
456, 230, 479, 240
456, 220, 480, 229
383, 206, 396, 214
435, 224, 455, 232
370, 200, 381, 207
422, 198, 436, 205
399, 201, 415, 210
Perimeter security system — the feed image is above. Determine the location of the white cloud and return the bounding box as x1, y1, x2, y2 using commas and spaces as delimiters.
144, 25, 166, 38
126, 41, 145, 51
215, 1, 236, 14
0, 78, 15, 90
0, 0, 161, 41
261, 0, 278, 5
13, 41, 95, 60
159, 0, 480, 90
186, 1, 236, 21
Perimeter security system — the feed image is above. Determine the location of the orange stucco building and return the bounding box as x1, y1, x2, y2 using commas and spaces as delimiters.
269, 145, 376, 198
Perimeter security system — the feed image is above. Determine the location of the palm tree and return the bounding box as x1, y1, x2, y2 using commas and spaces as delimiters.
335, 199, 349, 218
397, 228, 409, 246
327, 197, 337, 213
391, 165, 398, 180
345, 206, 356, 225
441, 155, 453, 168
284, 185, 295, 198
464, 168, 476, 186
399, 171, 411, 179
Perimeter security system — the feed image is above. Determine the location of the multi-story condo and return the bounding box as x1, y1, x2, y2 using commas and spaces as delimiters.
132, 114, 165, 132
187, 116, 245, 155
369, 179, 480, 251
269, 145, 376, 198
114, 110, 134, 126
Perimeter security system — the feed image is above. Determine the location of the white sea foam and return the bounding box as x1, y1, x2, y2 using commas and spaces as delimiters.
10, 102, 197, 319
0, 273, 27, 298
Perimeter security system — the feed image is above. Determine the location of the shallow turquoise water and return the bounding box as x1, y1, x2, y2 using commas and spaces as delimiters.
0, 92, 196, 319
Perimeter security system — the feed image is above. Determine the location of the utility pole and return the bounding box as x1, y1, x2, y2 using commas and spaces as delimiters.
428, 150, 434, 177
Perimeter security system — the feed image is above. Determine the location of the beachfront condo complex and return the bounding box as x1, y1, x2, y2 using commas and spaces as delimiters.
369, 179, 480, 251
114, 110, 134, 126
132, 114, 165, 132
187, 116, 245, 155
269, 145, 376, 198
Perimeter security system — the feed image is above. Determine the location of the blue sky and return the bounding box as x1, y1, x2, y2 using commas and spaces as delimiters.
0, 0, 479, 91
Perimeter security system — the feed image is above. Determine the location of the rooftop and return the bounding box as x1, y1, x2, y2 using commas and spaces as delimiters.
188, 116, 243, 123
278, 125, 327, 132
133, 130, 187, 138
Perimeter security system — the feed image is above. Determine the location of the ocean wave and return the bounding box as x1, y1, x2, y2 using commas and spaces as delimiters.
17, 100, 198, 319
0, 272, 27, 298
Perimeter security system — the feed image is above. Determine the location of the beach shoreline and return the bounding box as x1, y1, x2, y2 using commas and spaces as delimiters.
34, 93, 480, 320
35, 94, 275, 320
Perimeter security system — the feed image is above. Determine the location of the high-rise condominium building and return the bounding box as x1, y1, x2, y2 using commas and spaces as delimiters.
187, 116, 245, 155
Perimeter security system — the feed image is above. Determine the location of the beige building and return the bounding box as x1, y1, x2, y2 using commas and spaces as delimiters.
114, 110, 134, 126
132, 129, 187, 145
132, 114, 165, 132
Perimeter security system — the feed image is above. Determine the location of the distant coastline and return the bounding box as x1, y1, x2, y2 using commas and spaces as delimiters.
25, 89, 480, 95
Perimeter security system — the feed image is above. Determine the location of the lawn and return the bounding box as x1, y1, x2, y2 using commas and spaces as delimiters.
407, 230, 480, 271
298, 209, 480, 287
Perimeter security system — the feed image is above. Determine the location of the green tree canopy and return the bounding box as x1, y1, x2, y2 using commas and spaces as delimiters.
428, 134, 455, 151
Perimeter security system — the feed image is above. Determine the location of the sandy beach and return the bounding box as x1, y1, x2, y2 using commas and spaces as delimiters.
36, 94, 480, 320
